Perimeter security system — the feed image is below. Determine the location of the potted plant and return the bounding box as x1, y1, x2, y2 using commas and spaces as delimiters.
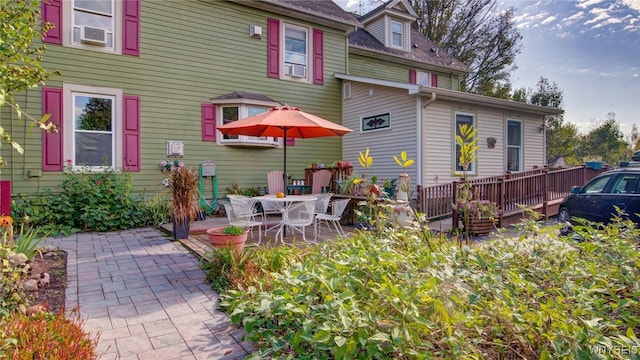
456, 199, 500, 235
206, 225, 248, 254
169, 166, 199, 239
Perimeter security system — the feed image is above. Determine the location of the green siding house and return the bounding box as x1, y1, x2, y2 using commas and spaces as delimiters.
3, 0, 360, 203
4, 0, 562, 207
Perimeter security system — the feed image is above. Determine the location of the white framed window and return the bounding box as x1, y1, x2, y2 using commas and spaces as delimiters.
507, 119, 523, 172
416, 71, 431, 86
390, 20, 404, 48
343, 82, 352, 99
63, 83, 123, 170
216, 100, 280, 147
63, 0, 121, 53
283, 23, 309, 82
454, 111, 476, 174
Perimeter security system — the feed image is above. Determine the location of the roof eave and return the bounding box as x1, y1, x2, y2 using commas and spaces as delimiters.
229, 0, 362, 31
349, 46, 469, 75
425, 88, 564, 116
335, 73, 564, 116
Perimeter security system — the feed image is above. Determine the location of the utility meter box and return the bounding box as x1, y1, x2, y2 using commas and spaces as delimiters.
201, 161, 216, 177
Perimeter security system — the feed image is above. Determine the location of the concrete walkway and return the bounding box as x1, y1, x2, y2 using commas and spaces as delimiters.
44, 228, 253, 360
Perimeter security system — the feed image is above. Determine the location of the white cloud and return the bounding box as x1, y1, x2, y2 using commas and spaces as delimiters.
622, 0, 640, 11
577, 0, 607, 9
541, 15, 556, 24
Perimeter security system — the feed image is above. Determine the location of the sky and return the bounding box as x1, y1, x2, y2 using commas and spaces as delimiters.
334, 0, 640, 138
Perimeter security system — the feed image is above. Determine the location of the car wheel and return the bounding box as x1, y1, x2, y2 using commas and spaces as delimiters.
558, 207, 570, 223
558, 207, 572, 235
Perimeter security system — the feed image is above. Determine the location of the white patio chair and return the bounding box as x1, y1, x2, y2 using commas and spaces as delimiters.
314, 198, 350, 241
313, 193, 332, 218
223, 199, 263, 244
275, 199, 317, 244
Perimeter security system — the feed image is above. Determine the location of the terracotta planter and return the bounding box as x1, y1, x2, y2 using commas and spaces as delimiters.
463, 218, 496, 236
206, 227, 248, 254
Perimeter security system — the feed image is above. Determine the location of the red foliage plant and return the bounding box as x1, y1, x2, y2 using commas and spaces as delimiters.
0, 307, 99, 359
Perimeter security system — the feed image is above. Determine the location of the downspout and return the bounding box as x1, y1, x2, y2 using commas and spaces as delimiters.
417, 91, 436, 189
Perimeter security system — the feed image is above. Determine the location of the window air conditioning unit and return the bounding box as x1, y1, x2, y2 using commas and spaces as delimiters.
80, 26, 107, 46
285, 64, 306, 78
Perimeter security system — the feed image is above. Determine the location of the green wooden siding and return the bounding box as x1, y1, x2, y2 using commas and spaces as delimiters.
2, 0, 348, 200
348, 53, 459, 90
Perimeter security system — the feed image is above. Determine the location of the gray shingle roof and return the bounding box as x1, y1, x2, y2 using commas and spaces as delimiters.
211, 92, 278, 103
269, 0, 360, 25
349, 28, 469, 73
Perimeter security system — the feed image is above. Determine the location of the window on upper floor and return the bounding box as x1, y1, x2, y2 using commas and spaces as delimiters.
72, 0, 115, 49
42, 0, 139, 56
284, 24, 308, 80
267, 18, 323, 84
416, 71, 431, 86
391, 20, 403, 48
454, 112, 476, 174
507, 119, 523, 172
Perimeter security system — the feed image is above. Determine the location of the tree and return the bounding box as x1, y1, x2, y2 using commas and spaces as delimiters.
409, 0, 522, 95
0, 0, 59, 168
580, 112, 631, 166
630, 124, 640, 152
525, 77, 584, 165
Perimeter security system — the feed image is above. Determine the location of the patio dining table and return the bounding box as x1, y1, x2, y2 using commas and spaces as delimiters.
252, 194, 318, 238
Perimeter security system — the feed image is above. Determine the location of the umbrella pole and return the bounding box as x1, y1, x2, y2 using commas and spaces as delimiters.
282, 128, 288, 238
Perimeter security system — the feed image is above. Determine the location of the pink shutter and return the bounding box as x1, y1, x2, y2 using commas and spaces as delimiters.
202, 103, 217, 141
0, 180, 10, 216
123, 95, 140, 172
41, 0, 62, 44
41, 87, 63, 171
313, 29, 324, 85
409, 69, 416, 84
122, 0, 140, 56
267, 18, 280, 78
431, 73, 438, 88
286, 138, 295, 146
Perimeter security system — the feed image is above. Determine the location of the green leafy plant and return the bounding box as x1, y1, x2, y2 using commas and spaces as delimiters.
201, 246, 258, 293
0, 308, 98, 359
12, 164, 145, 233
222, 225, 245, 235
139, 193, 171, 226
13, 225, 48, 261
0, 239, 30, 318
217, 216, 640, 359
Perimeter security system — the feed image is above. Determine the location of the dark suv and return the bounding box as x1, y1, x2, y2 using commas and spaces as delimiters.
558, 166, 640, 225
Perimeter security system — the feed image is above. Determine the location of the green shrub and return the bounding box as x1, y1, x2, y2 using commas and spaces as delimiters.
138, 193, 171, 226
0, 237, 30, 318
0, 308, 98, 359
201, 247, 259, 293
12, 167, 146, 233
219, 217, 640, 359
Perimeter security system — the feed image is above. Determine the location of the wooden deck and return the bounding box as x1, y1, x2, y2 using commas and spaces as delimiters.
161, 215, 455, 258
160, 215, 359, 258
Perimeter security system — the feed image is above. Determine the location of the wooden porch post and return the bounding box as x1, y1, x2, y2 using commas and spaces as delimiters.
542, 167, 549, 220
452, 181, 459, 229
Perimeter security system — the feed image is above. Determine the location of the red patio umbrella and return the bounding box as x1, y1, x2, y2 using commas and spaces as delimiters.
217, 105, 352, 192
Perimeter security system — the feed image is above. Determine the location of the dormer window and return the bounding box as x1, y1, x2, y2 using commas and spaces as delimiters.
391, 20, 403, 48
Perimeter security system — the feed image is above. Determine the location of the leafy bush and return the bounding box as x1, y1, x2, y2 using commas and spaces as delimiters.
0, 237, 30, 318
219, 218, 640, 359
12, 167, 148, 233
138, 193, 171, 226
201, 247, 259, 293
0, 308, 98, 359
